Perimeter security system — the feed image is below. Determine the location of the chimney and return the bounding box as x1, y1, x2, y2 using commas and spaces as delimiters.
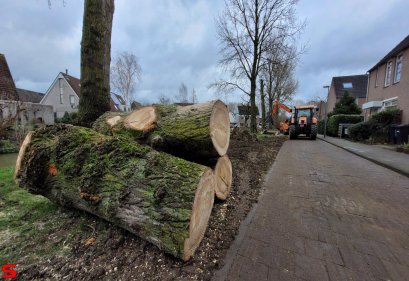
65, 69, 68, 75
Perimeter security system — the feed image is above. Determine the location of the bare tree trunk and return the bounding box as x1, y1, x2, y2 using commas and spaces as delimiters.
260, 79, 266, 130
79, 0, 115, 126
250, 78, 257, 132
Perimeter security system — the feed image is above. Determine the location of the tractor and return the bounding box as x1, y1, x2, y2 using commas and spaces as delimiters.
288, 105, 319, 140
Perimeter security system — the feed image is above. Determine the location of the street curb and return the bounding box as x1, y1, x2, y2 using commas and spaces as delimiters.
318, 136, 409, 179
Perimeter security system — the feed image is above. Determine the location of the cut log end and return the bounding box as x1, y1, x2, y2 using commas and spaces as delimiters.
123, 106, 157, 132
214, 155, 233, 200
183, 168, 215, 261
210, 100, 230, 156
14, 131, 33, 182
106, 115, 122, 127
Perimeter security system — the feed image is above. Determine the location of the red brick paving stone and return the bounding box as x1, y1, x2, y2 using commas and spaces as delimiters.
363, 254, 393, 281
212, 141, 409, 281
303, 238, 344, 266
382, 260, 409, 281
326, 263, 373, 281
227, 255, 268, 281
351, 238, 376, 256
369, 240, 401, 264
392, 247, 409, 267
237, 237, 272, 265
294, 254, 329, 281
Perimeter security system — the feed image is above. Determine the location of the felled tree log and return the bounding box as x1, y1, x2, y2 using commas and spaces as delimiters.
15, 124, 215, 261
92, 100, 230, 161
214, 155, 233, 200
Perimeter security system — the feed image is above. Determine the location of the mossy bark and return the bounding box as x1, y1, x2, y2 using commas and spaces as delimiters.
78, 0, 115, 126
93, 101, 230, 163
15, 124, 213, 260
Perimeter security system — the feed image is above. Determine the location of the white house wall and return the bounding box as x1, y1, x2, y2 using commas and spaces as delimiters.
41, 74, 80, 118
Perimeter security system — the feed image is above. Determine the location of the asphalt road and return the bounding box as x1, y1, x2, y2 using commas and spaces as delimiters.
213, 139, 409, 281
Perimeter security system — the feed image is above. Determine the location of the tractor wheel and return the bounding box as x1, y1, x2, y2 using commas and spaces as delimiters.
289, 125, 297, 140
310, 125, 317, 140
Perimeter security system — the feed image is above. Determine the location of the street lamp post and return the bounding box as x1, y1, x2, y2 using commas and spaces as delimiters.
323, 85, 330, 138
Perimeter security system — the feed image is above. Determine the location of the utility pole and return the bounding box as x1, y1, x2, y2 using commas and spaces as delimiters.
323, 85, 330, 138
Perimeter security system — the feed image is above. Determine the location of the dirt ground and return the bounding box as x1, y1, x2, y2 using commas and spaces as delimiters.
12, 131, 285, 280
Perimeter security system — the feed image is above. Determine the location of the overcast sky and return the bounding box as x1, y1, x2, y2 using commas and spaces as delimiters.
1, 0, 409, 104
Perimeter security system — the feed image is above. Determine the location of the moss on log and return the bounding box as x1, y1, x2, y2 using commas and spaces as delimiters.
93, 100, 230, 161
15, 124, 215, 260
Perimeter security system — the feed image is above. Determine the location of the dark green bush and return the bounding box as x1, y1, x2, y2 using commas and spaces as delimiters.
0, 140, 18, 154
370, 108, 401, 124
349, 109, 400, 142
326, 114, 363, 136
56, 112, 79, 125
318, 120, 325, 134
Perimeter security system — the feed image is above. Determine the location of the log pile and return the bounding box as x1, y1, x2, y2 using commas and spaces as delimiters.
15, 100, 232, 261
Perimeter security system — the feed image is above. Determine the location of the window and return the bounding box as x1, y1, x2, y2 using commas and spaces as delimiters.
385, 61, 392, 86
70, 95, 75, 105
342, 82, 353, 89
383, 97, 398, 108
394, 55, 403, 83
59, 78, 64, 104
375, 68, 379, 87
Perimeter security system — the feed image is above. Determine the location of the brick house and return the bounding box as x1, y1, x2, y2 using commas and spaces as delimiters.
363, 35, 409, 124
0, 53, 54, 126
325, 75, 368, 115
41, 71, 119, 118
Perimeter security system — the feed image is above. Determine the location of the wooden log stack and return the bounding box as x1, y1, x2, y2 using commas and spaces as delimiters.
15, 100, 232, 260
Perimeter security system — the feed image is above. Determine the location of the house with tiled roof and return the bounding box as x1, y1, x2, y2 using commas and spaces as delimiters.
41, 71, 119, 118
363, 34, 409, 124
0, 53, 54, 126
325, 74, 368, 115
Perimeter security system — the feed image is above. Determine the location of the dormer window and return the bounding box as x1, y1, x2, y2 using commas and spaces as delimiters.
342, 82, 353, 89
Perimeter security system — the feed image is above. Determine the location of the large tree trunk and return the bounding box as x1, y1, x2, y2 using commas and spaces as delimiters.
79, 0, 115, 126
260, 79, 266, 130
93, 100, 230, 161
15, 124, 215, 261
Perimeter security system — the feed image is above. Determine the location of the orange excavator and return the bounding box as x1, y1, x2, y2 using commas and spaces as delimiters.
272, 101, 292, 135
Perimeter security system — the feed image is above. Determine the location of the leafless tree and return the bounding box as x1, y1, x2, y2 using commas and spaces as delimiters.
157, 94, 172, 105
176, 83, 188, 103
191, 88, 198, 104
111, 51, 142, 108
262, 43, 298, 128
213, 0, 302, 132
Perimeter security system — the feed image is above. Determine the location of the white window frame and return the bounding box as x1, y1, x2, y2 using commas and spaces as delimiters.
394, 55, 403, 83
342, 82, 353, 89
384, 61, 392, 86
69, 95, 75, 105
59, 78, 64, 104
382, 96, 398, 108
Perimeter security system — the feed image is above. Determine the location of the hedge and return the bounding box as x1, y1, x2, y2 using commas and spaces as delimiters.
348, 109, 401, 142
326, 114, 363, 137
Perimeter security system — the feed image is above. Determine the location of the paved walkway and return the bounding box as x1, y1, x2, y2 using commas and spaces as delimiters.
213, 139, 409, 281
318, 135, 409, 177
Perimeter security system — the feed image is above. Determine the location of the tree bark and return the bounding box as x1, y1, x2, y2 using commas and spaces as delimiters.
260, 79, 266, 130
15, 124, 215, 261
79, 0, 115, 126
93, 100, 231, 161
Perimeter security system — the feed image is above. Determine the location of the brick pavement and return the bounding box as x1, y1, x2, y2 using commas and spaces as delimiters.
213, 139, 409, 281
